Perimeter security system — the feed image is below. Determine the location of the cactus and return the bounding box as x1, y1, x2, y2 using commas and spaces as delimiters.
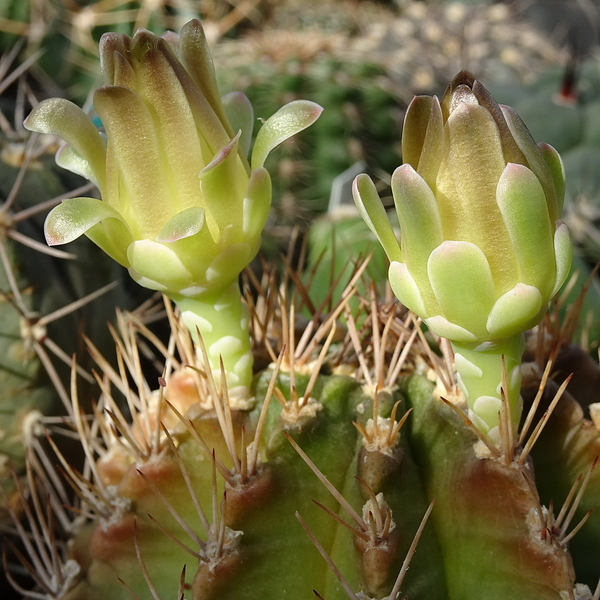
7, 259, 600, 600
7, 11, 600, 600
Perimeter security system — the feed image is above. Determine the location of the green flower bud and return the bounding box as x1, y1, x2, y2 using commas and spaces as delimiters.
25, 20, 321, 398
354, 71, 573, 439
354, 70, 572, 344
24, 20, 322, 298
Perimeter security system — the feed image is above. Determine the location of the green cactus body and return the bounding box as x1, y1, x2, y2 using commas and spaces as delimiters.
402, 373, 576, 600
523, 373, 600, 591
51, 353, 445, 600
15, 310, 600, 600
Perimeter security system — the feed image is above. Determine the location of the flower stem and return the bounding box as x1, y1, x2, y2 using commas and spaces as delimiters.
451, 334, 525, 442
170, 283, 253, 399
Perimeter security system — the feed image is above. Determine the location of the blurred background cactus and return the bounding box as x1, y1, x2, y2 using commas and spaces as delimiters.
4, 1, 600, 600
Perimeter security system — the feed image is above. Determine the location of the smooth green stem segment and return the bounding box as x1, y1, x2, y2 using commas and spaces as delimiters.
451, 334, 525, 441
169, 283, 253, 398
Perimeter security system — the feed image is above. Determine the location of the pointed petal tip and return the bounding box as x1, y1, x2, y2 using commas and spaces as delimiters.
199, 130, 242, 178
352, 172, 373, 193
392, 163, 418, 182
250, 100, 322, 169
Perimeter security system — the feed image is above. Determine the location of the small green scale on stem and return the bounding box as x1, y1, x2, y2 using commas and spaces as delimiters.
172, 283, 253, 398
452, 335, 524, 440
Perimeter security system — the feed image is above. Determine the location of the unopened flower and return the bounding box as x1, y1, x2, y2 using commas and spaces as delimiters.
25, 20, 321, 299
355, 70, 571, 344
354, 71, 572, 438
25, 20, 321, 397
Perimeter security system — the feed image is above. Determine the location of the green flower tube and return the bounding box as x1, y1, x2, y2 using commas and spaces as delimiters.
24, 20, 322, 398
353, 71, 572, 441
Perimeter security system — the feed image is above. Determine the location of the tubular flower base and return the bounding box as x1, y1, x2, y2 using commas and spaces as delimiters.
24, 20, 322, 397
353, 71, 572, 440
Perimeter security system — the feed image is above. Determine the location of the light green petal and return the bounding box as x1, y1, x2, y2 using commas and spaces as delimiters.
496, 163, 554, 296
55, 144, 97, 185
428, 241, 496, 338
156, 207, 205, 243
222, 92, 254, 158
199, 132, 246, 242
501, 105, 558, 222
44, 197, 127, 245
551, 221, 573, 297
486, 283, 543, 338
251, 100, 323, 170
392, 164, 443, 306
127, 239, 193, 292
539, 142, 566, 215
401, 95, 444, 191
242, 167, 272, 241
388, 261, 428, 317
24, 98, 106, 191
352, 174, 401, 263
424, 316, 477, 342
94, 85, 171, 236
179, 19, 234, 137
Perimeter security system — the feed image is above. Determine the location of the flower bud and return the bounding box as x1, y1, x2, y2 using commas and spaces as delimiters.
354, 71, 573, 438
354, 70, 572, 344
25, 20, 322, 299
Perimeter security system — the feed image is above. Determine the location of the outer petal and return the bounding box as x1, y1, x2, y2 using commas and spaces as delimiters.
428, 241, 497, 338
392, 164, 443, 308
242, 167, 272, 241
204, 242, 254, 287
199, 132, 246, 241
127, 239, 194, 292
551, 221, 573, 297
539, 142, 566, 215
56, 144, 97, 185
222, 92, 254, 158
501, 105, 558, 222
486, 283, 543, 338
251, 100, 323, 170
388, 261, 428, 317
401, 96, 444, 190
45, 197, 127, 245
85, 220, 133, 267
44, 197, 133, 266
24, 98, 106, 191
352, 174, 401, 263
424, 316, 477, 342
496, 163, 555, 296
156, 207, 205, 243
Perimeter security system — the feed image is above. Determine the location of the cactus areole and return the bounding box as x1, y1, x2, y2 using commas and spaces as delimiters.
24, 19, 322, 399
353, 70, 573, 441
